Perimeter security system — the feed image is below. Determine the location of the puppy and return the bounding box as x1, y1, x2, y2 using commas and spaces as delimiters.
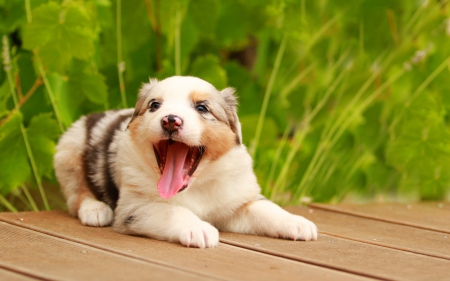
54, 76, 317, 248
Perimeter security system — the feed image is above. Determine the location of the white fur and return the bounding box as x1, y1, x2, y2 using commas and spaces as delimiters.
55, 76, 318, 248
78, 197, 114, 227
54, 117, 87, 216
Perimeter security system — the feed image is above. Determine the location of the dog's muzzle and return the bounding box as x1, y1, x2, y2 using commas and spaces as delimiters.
161, 114, 182, 134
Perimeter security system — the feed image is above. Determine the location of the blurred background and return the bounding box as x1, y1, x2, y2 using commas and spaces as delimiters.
1, 0, 450, 212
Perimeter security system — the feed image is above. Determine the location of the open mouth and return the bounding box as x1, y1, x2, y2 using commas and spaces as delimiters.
153, 140, 204, 199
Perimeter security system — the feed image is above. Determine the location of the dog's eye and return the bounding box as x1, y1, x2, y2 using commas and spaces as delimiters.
195, 104, 208, 113
149, 101, 161, 112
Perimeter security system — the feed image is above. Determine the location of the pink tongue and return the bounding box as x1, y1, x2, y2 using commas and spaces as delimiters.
157, 142, 189, 199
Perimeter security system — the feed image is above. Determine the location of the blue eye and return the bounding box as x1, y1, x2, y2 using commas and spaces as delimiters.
196, 104, 208, 113
150, 101, 161, 112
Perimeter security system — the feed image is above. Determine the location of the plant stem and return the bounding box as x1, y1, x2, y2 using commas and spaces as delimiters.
14, 189, 32, 210
35, 54, 65, 132
284, 13, 341, 79
15, 73, 23, 99
25, 0, 32, 23
296, 68, 405, 199
174, 7, 182, 75
22, 184, 39, 212
19, 122, 50, 210
250, 34, 287, 158
271, 66, 348, 198
265, 124, 290, 198
116, 0, 127, 108
301, 0, 305, 22
270, 52, 349, 197
403, 1, 428, 32
359, 18, 364, 55
296, 70, 378, 194
0, 194, 17, 212
26, 0, 63, 134
145, 0, 162, 71
145, 0, 157, 29
389, 56, 450, 135
3, 36, 50, 210
279, 63, 315, 99
0, 76, 42, 127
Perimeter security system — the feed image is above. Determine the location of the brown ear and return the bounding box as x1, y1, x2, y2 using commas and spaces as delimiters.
220, 87, 242, 144
128, 78, 158, 127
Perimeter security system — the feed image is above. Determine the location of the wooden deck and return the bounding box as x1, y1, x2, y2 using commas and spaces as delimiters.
0, 203, 449, 281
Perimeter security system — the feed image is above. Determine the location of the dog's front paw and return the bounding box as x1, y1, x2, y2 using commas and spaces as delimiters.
78, 198, 113, 227
276, 215, 318, 241
178, 221, 219, 248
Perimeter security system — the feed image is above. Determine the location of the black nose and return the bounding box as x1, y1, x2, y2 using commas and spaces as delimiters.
161, 114, 183, 134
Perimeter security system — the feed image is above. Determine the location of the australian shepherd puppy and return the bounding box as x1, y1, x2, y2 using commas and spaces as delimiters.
54, 76, 317, 248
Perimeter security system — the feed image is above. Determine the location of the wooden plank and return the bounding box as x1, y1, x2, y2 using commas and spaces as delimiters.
0, 267, 40, 281
0, 211, 368, 281
0, 222, 205, 281
309, 202, 450, 233
220, 231, 450, 281
285, 206, 450, 260
219, 205, 450, 281
421, 201, 450, 211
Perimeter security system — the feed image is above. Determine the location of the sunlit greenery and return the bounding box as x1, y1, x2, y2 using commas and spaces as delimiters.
1, 0, 450, 211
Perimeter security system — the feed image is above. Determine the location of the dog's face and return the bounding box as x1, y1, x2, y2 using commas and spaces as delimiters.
127, 76, 242, 199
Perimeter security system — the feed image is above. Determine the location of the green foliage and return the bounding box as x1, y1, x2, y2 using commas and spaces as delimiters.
1, 0, 450, 211
23, 2, 96, 72
0, 112, 59, 195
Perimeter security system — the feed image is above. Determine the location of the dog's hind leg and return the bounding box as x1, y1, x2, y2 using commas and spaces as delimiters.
218, 199, 318, 241
54, 118, 113, 227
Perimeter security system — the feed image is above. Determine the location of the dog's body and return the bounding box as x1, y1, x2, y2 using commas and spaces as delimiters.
54, 76, 317, 248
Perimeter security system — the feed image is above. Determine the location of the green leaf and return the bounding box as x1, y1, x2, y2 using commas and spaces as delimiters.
48, 73, 74, 127
0, 112, 29, 195
215, 1, 248, 47
0, 0, 27, 34
68, 62, 108, 105
0, 79, 11, 119
240, 114, 278, 148
190, 54, 227, 89
188, 0, 219, 34
0, 111, 60, 196
27, 113, 60, 178
23, 2, 95, 72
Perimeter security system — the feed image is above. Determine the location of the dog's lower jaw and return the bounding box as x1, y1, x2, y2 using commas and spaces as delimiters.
153, 140, 204, 199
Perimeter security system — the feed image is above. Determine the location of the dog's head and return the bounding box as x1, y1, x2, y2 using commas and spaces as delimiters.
128, 76, 242, 199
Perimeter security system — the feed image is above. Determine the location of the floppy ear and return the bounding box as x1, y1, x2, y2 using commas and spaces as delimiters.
128, 78, 158, 127
220, 87, 242, 145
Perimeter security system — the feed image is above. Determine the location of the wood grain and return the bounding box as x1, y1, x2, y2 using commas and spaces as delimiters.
0, 222, 205, 281
0, 267, 39, 281
0, 211, 366, 281
286, 206, 450, 260
309, 202, 450, 233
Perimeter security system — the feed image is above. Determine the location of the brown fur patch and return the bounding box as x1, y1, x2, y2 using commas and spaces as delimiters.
200, 120, 236, 161
56, 140, 94, 215
237, 200, 257, 215
128, 102, 147, 127
75, 187, 95, 215
189, 91, 210, 103
190, 91, 228, 122
128, 115, 143, 141
190, 90, 241, 145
